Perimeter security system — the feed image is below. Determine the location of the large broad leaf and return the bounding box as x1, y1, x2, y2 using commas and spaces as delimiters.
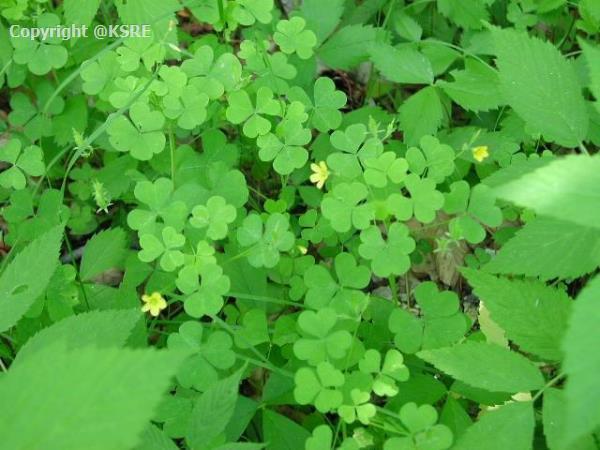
318, 25, 378, 70
186, 368, 244, 449
80, 227, 127, 281
0, 225, 63, 333
437, 0, 490, 29
299, 0, 345, 44
418, 341, 544, 393
0, 343, 186, 450
133, 425, 179, 450
437, 59, 503, 112
14, 308, 142, 365
580, 38, 600, 102
493, 28, 588, 147
398, 86, 445, 146
562, 276, 600, 446
453, 402, 534, 450
263, 410, 311, 450
494, 155, 600, 230
63, 0, 100, 27
543, 388, 597, 450
369, 42, 433, 84
462, 269, 571, 361
484, 217, 600, 280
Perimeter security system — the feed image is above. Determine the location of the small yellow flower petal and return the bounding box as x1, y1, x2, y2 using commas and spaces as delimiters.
310, 160, 329, 189
141, 292, 167, 317
472, 145, 490, 163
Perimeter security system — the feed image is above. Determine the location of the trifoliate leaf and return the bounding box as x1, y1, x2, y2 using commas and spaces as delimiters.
358, 223, 415, 277
274, 17, 317, 60
237, 213, 294, 268
108, 102, 166, 161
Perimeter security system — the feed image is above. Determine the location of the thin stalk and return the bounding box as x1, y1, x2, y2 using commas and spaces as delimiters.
169, 125, 177, 187
388, 275, 399, 304
532, 372, 566, 402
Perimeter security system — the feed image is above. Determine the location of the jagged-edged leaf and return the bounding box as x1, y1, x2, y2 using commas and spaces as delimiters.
0, 343, 186, 450
369, 42, 433, 84
318, 25, 378, 70
462, 269, 571, 361
493, 28, 588, 147
453, 402, 534, 450
80, 227, 127, 281
485, 217, 600, 280
562, 276, 600, 446
14, 308, 142, 364
418, 341, 544, 393
0, 225, 63, 333
494, 155, 600, 229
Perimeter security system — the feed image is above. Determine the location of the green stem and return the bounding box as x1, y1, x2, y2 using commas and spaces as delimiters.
228, 292, 304, 308
579, 142, 590, 155
532, 372, 566, 402
169, 125, 176, 187
63, 231, 90, 311
388, 275, 399, 304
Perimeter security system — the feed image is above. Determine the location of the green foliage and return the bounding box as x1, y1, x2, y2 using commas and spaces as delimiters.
0, 1, 598, 448
0, 336, 186, 450
493, 28, 588, 147
0, 225, 63, 332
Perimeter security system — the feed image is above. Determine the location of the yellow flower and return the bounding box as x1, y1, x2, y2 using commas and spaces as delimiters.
141, 292, 167, 317
472, 145, 490, 162
309, 161, 329, 189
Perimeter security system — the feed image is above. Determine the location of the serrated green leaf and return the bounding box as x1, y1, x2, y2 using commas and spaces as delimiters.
263, 410, 311, 450
0, 224, 63, 333
14, 308, 141, 365
370, 43, 433, 84
494, 155, 600, 229
0, 343, 186, 450
438, 59, 503, 112
418, 341, 545, 393
485, 217, 600, 280
300, 0, 345, 44
562, 276, 600, 446
80, 227, 127, 281
462, 269, 571, 361
493, 28, 588, 147
543, 388, 597, 450
399, 86, 445, 146
186, 368, 243, 449
453, 402, 534, 450
438, 0, 490, 29
63, 0, 100, 27
318, 25, 378, 70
